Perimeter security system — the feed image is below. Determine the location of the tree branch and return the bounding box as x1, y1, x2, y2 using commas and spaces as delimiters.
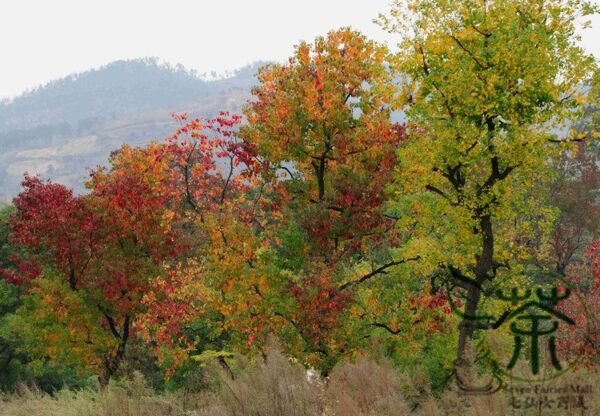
339, 256, 421, 291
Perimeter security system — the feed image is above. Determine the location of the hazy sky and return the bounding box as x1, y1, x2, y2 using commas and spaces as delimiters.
1, 0, 599, 99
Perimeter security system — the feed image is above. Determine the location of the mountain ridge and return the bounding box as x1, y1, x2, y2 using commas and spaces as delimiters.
0, 58, 262, 201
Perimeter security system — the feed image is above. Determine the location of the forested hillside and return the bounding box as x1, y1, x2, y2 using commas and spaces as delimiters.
0, 59, 259, 199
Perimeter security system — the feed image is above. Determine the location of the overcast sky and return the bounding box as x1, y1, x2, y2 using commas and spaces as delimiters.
1, 0, 599, 99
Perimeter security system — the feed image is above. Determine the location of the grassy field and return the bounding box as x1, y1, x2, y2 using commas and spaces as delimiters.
1, 348, 598, 416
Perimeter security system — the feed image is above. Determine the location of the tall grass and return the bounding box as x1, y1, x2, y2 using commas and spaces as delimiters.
1, 349, 598, 416
0, 381, 185, 416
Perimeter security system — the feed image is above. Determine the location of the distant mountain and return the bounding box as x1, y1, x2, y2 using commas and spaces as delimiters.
0, 58, 262, 201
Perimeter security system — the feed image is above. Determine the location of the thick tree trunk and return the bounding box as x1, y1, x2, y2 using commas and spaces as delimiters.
455, 213, 493, 388
456, 285, 483, 383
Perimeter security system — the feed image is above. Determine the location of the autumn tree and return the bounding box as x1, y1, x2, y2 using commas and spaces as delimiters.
379, 0, 598, 383
87, 143, 189, 386
240, 28, 448, 372
0, 204, 101, 391
134, 112, 272, 375
5, 143, 187, 388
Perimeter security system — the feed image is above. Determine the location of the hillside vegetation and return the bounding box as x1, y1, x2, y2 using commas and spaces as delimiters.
0, 58, 259, 199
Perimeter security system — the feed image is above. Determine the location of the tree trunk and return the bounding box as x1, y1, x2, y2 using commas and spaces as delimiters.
97, 314, 130, 390
98, 363, 112, 390
456, 285, 483, 384
455, 212, 493, 388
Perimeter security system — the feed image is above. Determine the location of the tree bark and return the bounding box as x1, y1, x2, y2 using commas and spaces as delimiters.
97, 314, 130, 390
455, 212, 494, 386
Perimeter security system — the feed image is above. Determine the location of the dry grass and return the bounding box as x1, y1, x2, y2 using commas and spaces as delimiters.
206, 347, 323, 416
0, 380, 185, 416
324, 357, 412, 416
1, 351, 598, 416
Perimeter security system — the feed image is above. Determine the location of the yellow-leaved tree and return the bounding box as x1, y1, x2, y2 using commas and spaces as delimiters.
379, 0, 598, 385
